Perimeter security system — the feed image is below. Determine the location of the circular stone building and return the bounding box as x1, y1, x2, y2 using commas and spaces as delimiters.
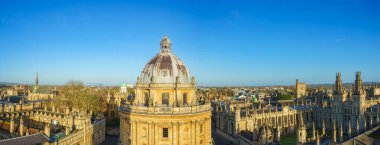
119, 35, 212, 145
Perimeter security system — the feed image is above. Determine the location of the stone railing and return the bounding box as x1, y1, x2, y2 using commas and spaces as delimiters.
135, 83, 195, 88
119, 103, 211, 115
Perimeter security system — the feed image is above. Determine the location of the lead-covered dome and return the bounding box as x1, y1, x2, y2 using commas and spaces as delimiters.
138, 35, 191, 84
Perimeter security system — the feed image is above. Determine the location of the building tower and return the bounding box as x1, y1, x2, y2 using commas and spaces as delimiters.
296, 79, 307, 99
118, 35, 212, 145
33, 72, 39, 93
297, 113, 307, 145
335, 72, 343, 93
332, 72, 348, 128
353, 71, 366, 132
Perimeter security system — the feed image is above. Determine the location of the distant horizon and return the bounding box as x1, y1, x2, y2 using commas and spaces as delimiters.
1, 80, 379, 88
1, 0, 379, 86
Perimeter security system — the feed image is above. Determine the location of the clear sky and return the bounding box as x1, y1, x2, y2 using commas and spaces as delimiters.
1, 0, 379, 86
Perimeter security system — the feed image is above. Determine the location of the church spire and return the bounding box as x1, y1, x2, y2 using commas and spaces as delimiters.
160, 34, 172, 53
35, 72, 39, 86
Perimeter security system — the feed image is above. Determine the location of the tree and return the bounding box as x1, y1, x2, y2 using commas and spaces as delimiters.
54, 80, 105, 114
277, 94, 293, 100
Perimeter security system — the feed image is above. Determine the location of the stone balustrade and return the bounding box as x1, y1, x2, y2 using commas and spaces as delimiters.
119, 103, 211, 115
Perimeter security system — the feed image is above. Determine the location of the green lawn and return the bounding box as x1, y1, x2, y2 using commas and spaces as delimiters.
280, 134, 297, 145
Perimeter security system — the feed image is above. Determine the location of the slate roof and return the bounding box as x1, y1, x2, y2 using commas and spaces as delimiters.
0, 133, 50, 145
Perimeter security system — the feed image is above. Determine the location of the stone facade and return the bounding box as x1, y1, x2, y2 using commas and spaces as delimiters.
214, 71, 380, 145
119, 35, 212, 145
296, 79, 307, 98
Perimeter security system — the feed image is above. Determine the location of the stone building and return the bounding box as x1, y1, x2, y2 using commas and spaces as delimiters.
296, 79, 307, 99
119, 35, 212, 145
214, 71, 380, 145
214, 101, 300, 145
0, 107, 105, 145
0, 73, 106, 145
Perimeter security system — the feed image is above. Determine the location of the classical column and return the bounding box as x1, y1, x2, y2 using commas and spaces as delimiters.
173, 122, 177, 145
131, 121, 135, 145
191, 121, 195, 145
135, 121, 139, 145
176, 122, 180, 145
147, 122, 151, 145
154, 124, 158, 145
208, 118, 212, 144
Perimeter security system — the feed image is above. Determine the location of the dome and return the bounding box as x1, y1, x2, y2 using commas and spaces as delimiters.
138, 35, 191, 84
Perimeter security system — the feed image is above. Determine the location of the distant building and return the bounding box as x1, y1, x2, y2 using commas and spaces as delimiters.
120, 83, 128, 94
295, 79, 307, 98
214, 72, 380, 145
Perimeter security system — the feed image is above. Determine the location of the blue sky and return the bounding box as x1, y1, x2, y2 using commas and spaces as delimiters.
0, 0, 379, 86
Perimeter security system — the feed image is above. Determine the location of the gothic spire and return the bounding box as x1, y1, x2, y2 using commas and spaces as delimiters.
35, 72, 39, 86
